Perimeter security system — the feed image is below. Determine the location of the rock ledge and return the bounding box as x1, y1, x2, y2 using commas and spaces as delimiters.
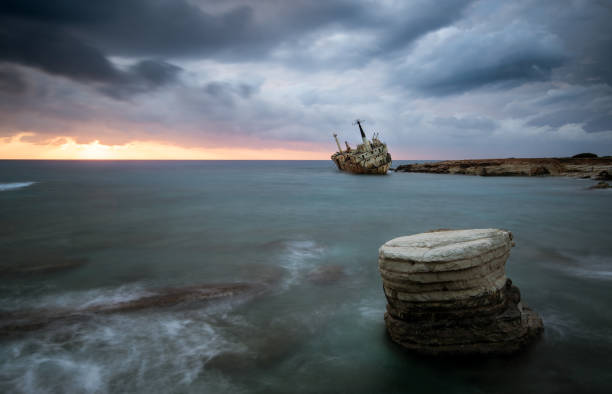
394, 157, 612, 178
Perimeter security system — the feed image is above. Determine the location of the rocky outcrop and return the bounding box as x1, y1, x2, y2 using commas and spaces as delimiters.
306, 265, 345, 285
0, 258, 88, 277
588, 181, 610, 189
378, 229, 542, 355
594, 170, 612, 180
395, 157, 612, 178
572, 153, 598, 158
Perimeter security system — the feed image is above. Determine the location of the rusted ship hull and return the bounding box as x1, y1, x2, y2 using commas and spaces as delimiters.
331, 120, 392, 175
331, 151, 392, 174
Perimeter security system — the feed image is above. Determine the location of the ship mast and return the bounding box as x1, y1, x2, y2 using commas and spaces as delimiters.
354, 119, 371, 150
332, 133, 343, 153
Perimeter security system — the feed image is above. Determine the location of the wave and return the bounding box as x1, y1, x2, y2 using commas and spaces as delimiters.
541, 310, 577, 341
541, 308, 612, 345
547, 252, 612, 282
357, 302, 385, 321
0, 284, 151, 312
0, 182, 35, 191
278, 240, 325, 289
0, 282, 255, 392
0, 311, 245, 393
562, 266, 612, 281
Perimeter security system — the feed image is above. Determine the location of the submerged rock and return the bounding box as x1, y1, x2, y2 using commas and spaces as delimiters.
594, 171, 612, 181
378, 229, 542, 355
588, 181, 610, 189
0, 283, 260, 337
0, 257, 88, 277
91, 283, 258, 313
205, 328, 303, 373
572, 153, 598, 158
306, 265, 345, 285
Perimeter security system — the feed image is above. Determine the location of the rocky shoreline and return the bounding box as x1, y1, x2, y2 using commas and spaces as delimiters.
395, 157, 612, 179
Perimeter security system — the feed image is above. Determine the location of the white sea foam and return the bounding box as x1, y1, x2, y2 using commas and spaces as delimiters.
0, 284, 151, 312
357, 304, 384, 321
563, 267, 612, 280
0, 182, 35, 191
1, 305, 249, 393
77, 285, 152, 309
551, 252, 612, 281
279, 240, 325, 289
541, 310, 576, 341
16, 356, 105, 394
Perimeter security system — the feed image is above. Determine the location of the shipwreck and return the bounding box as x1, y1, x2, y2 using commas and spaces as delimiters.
331, 120, 392, 174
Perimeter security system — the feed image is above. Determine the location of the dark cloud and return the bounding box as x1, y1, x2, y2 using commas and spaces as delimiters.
0, 66, 26, 93
1, 0, 611, 156
0, 0, 476, 77
422, 54, 564, 95
98, 60, 182, 99
518, 0, 612, 86
0, 17, 120, 83
0, 13, 182, 98
129, 60, 181, 87
1, 0, 242, 56
204, 82, 257, 100
378, 0, 474, 53
584, 114, 612, 133
0, 0, 367, 59
266, 0, 476, 71
521, 83, 612, 133
527, 109, 591, 129
202, 82, 237, 108
0, 0, 373, 97
528, 109, 612, 133
397, 20, 567, 95
432, 116, 497, 131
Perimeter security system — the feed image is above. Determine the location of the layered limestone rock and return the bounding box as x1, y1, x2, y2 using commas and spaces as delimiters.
394, 157, 612, 178
378, 229, 542, 355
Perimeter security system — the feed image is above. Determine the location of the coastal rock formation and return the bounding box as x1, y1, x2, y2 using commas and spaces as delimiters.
572, 152, 598, 158
588, 181, 610, 189
306, 265, 345, 285
395, 157, 612, 178
0, 257, 88, 277
594, 170, 612, 180
378, 229, 542, 355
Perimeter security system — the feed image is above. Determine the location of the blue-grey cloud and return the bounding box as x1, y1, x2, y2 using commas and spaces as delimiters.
432, 116, 497, 131
521, 83, 612, 133
0, 14, 183, 98
528, 109, 612, 134
377, 0, 474, 53
0, 0, 611, 155
0, 66, 26, 94
396, 21, 567, 95
0, 17, 120, 83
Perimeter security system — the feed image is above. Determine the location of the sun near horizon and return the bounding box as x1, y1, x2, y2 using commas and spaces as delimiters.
0, 132, 336, 160
0, 132, 437, 161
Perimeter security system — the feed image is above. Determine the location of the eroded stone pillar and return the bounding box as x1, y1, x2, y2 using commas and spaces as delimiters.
378, 229, 542, 355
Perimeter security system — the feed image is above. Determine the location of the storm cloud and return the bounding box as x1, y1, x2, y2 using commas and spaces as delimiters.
0, 0, 611, 157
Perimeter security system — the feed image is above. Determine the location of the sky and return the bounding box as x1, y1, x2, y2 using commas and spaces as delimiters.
1, 0, 611, 159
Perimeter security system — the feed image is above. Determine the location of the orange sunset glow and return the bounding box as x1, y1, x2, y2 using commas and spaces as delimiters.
0, 133, 329, 160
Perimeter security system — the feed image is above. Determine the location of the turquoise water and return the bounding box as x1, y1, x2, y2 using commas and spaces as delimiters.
1, 160, 611, 393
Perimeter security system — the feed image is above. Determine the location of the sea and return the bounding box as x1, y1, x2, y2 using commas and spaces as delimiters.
0, 160, 611, 393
